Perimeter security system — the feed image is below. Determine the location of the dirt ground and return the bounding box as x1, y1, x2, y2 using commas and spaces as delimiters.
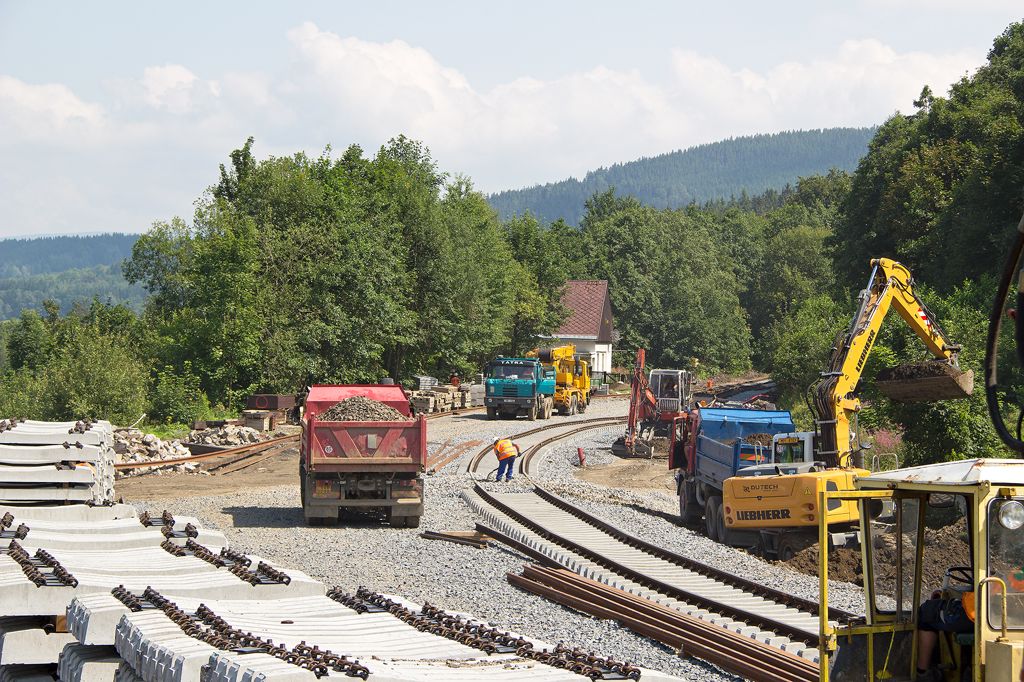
576, 454, 677, 491
787, 517, 972, 592
116, 446, 300, 502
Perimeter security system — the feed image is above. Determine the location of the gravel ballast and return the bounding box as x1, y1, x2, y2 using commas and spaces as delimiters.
136, 395, 863, 679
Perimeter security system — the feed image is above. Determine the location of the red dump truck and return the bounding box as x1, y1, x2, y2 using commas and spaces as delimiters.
300, 384, 427, 527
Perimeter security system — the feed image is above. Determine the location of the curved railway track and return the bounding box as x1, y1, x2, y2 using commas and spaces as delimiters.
465, 416, 626, 477
464, 482, 856, 675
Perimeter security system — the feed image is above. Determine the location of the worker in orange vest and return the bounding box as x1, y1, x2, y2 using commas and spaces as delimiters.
493, 436, 520, 482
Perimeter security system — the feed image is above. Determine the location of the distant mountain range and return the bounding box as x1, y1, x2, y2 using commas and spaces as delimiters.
0, 235, 144, 320
487, 128, 876, 224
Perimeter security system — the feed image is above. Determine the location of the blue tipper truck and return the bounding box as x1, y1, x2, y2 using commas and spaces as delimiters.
670, 406, 796, 544
483, 356, 556, 420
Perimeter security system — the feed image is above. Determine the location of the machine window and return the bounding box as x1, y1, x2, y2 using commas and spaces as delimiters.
870, 496, 920, 617
987, 498, 1024, 629
773, 440, 803, 464
488, 364, 530, 379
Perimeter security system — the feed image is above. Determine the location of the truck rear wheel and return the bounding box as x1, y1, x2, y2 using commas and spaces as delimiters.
705, 496, 722, 542
405, 515, 421, 528
679, 482, 701, 525
528, 404, 538, 421
577, 396, 587, 413
486, 407, 497, 420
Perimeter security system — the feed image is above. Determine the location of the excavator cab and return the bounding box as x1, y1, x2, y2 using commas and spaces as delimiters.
648, 369, 691, 432
820, 460, 1024, 681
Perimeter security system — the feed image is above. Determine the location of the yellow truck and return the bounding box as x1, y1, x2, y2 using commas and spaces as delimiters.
528, 345, 592, 415
721, 258, 973, 559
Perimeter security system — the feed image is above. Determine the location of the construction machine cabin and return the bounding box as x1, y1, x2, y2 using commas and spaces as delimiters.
820, 459, 1024, 682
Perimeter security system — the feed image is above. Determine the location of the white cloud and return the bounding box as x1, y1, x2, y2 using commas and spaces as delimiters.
0, 75, 105, 142
0, 24, 988, 236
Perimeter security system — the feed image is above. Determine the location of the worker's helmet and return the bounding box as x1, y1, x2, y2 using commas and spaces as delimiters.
493, 436, 500, 444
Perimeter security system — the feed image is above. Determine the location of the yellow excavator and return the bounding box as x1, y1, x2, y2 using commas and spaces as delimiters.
527, 344, 592, 415
721, 258, 974, 558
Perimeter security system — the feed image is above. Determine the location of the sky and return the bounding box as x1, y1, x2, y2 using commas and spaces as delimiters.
0, 2, 1021, 237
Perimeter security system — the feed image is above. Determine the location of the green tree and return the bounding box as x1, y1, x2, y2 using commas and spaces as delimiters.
6, 309, 52, 370
150, 362, 210, 424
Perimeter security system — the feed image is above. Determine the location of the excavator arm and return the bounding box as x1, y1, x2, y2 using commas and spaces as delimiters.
611, 349, 658, 457
813, 257, 970, 468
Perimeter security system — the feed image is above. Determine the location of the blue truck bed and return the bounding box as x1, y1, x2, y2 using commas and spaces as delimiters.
694, 407, 795, 489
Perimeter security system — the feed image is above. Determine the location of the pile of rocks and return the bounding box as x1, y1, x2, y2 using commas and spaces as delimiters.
113, 429, 196, 476
318, 396, 411, 422
188, 424, 265, 446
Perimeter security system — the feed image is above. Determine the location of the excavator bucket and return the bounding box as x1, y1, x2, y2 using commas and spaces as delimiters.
875, 363, 974, 402
611, 436, 653, 458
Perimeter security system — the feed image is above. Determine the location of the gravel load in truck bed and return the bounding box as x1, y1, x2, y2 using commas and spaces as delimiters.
317, 396, 411, 422
721, 432, 774, 446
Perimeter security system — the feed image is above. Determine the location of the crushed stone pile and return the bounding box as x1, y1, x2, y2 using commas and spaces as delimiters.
743, 432, 773, 446
722, 432, 774, 446
114, 429, 200, 477
318, 396, 411, 422
189, 424, 266, 446
878, 362, 962, 381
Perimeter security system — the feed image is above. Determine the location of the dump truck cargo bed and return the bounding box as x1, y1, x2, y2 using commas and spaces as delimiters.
300, 384, 427, 527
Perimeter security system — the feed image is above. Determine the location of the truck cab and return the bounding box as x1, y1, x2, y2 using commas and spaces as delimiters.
484, 357, 555, 421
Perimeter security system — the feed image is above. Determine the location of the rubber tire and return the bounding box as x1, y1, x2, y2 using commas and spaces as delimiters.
528, 404, 538, 421
486, 407, 497, 420
679, 482, 701, 525
716, 507, 728, 544
776, 535, 800, 562
578, 397, 587, 413
705, 497, 722, 542
405, 515, 421, 529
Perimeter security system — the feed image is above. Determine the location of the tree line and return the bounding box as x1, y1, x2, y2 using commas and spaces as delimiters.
1, 20, 1023, 469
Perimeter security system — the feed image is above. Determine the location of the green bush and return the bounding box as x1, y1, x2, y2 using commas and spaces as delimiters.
0, 368, 48, 418
41, 331, 149, 425
150, 363, 211, 425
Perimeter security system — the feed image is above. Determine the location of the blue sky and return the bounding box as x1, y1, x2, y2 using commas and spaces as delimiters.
0, 1, 1021, 237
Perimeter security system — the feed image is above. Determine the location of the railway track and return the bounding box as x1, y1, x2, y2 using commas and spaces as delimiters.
113, 434, 300, 473
465, 416, 626, 477
0, 505, 653, 681
463, 482, 855, 675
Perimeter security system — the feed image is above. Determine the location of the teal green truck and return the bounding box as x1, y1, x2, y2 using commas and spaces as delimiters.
483, 357, 555, 420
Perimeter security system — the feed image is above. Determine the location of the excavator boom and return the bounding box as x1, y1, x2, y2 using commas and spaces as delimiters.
812, 257, 972, 468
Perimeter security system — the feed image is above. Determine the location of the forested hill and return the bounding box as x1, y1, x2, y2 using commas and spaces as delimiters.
0, 234, 138, 277
487, 128, 876, 224
0, 234, 144, 319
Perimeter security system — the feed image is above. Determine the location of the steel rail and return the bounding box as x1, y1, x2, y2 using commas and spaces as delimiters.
113, 434, 299, 470
424, 406, 486, 420
518, 420, 625, 475
465, 417, 625, 473
472, 483, 826, 646
510, 565, 818, 682
531, 484, 856, 623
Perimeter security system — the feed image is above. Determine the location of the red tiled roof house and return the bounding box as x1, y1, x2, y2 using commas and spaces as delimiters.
544, 280, 616, 374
